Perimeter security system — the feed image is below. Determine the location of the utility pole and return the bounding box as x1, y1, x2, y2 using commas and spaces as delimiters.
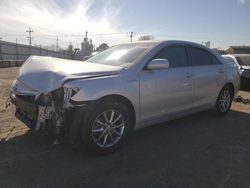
56, 36, 59, 51
130, 32, 134, 43
26, 27, 34, 46
0, 37, 2, 60
16, 38, 19, 59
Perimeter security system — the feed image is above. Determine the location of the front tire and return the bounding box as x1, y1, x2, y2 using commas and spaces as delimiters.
82, 99, 131, 155
213, 85, 233, 116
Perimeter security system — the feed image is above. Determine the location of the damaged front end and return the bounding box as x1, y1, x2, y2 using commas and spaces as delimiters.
8, 56, 122, 143
10, 85, 84, 141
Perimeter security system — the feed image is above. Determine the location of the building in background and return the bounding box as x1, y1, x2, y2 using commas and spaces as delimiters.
213, 48, 226, 55
226, 46, 250, 54
81, 31, 94, 57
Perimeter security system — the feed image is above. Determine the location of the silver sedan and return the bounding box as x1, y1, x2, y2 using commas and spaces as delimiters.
10, 40, 240, 154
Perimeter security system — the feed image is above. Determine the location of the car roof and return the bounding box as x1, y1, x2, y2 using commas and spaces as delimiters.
118, 40, 208, 49
120, 40, 202, 45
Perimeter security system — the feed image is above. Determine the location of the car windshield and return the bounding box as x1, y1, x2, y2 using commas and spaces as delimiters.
236, 56, 250, 66
86, 44, 150, 68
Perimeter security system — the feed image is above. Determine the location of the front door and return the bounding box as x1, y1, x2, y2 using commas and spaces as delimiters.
139, 45, 194, 125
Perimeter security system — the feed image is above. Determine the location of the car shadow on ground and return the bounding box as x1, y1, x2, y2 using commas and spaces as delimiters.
0, 110, 250, 188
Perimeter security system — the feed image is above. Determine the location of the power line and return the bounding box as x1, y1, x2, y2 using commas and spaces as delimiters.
25, 32, 126, 38
0, 37, 2, 60
26, 27, 34, 46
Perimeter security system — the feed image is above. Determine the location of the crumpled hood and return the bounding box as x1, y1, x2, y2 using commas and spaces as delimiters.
15, 56, 123, 94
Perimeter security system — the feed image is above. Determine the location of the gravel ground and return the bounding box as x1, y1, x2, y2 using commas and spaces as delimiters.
0, 67, 250, 188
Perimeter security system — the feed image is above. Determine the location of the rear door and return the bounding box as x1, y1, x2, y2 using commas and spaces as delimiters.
139, 45, 195, 124
188, 46, 226, 107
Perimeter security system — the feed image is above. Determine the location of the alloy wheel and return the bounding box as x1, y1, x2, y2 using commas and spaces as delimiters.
218, 90, 231, 113
91, 109, 125, 148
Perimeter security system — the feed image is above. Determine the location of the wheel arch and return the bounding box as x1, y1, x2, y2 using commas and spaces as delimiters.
98, 94, 136, 130
223, 82, 235, 98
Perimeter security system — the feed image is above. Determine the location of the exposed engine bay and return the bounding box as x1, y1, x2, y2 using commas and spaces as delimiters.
9, 87, 83, 143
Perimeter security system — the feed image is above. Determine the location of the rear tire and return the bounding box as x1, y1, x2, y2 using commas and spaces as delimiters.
213, 85, 233, 116
81, 99, 131, 155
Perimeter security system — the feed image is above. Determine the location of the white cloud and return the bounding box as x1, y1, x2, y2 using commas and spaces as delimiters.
238, 0, 246, 5
0, 0, 129, 48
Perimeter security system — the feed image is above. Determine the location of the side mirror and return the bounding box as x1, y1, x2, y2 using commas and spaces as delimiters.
147, 59, 170, 70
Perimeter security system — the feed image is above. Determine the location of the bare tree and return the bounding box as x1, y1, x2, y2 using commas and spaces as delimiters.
138, 35, 154, 41
66, 43, 74, 54
66, 43, 74, 59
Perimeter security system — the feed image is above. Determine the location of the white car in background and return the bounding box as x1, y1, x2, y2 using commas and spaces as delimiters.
222, 54, 250, 88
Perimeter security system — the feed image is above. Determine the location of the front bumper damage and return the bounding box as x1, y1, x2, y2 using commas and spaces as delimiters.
10, 94, 38, 129
9, 87, 89, 143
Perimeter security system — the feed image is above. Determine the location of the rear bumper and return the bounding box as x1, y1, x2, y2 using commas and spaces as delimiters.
10, 94, 38, 128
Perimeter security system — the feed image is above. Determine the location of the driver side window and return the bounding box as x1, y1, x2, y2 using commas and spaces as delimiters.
153, 46, 188, 68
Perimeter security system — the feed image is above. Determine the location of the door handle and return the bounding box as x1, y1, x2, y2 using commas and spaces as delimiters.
185, 72, 193, 78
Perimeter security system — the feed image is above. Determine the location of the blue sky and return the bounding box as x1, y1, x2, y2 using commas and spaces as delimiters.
0, 0, 249, 49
